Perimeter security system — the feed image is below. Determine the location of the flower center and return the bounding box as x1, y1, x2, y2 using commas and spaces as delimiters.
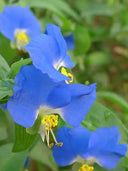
42, 114, 58, 130
79, 164, 94, 171
17, 32, 29, 43
41, 114, 63, 148
61, 67, 73, 83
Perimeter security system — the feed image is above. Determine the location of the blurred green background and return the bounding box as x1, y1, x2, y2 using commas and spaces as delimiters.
0, 0, 128, 170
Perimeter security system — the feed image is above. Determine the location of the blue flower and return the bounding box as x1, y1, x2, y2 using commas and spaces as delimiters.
82, 126, 127, 169
24, 24, 75, 82
53, 126, 91, 166
7, 65, 96, 127
64, 34, 75, 50
53, 126, 127, 169
0, 6, 41, 47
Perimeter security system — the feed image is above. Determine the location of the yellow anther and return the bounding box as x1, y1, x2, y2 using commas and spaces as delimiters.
79, 164, 94, 171
61, 67, 73, 83
17, 32, 28, 43
49, 143, 54, 149
42, 114, 58, 130
56, 142, 63, 146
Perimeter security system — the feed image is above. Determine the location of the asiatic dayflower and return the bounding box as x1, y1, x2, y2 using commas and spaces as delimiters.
24, 24, 75, 82
0, 6, 41, 50
64, 34, 75, 50
53, 126, 127, 170
7, 65, 96, 128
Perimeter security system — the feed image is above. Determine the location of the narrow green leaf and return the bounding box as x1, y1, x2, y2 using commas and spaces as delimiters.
0, 127, 8, 141
53, 0, 79, 21
0, 143, 27, 171
97, 91, 128, 112
29, 140, 58, 171
0, 55, 10, 80
27, 0, 79, 20
26, 117, 41, 135
9, 58, 32, 78
12, 124, 37, 152
0, 33, 15, 64
82, 2, 113, 16
0, 80, 13, 100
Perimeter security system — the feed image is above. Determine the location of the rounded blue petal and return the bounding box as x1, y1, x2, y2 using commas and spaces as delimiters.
7, 66, 57, 127
61, 83, 97, 126
0, 6, 41, 41
24, 34, 69, 82
81, 126, 127, 169
64, 34, 75, 50
47, 84, 71, 108
53, 126, 91, 166
24, 24, 74, 82
45, 24, 75, 68
97, 144, 127, 169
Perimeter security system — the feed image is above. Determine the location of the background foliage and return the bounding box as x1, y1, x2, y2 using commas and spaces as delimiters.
0, 0, 128, 170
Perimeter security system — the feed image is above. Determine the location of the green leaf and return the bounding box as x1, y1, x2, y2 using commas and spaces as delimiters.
82, 2, 113, 17
0, 1, 5, 12
26, 0, 79, 21
81, 102, 128, 170
86, 52, 112, 67
26, 117, 41, 135
82, 102, 128, 143
12, 124, 37, 152
0, 55, 10, 80
0, 127, 8, 141
0, 108, 7, 127
29, 140, 58, 171
0, 143, 27, 171
0, 33, 16, 64
74, 26, 91, 55
0, 80, 13, 100
9, 58, 32, 78
97, 91, 128, 112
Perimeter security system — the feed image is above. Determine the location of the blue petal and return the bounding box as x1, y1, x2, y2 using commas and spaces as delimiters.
24, 24, 74, 82
7, 66, 57, 127
61, 83, 97, 126
62, 54, 75, 68
46, 24, 66, 58
45, 24, 75, 68
24, 34, 69, 82
64, 34, 75, 50
97, 144, 127, 169
53, 126, 91, 166
47, 84, 71, 108
81, 126, 127, 169
0, 6, 40, 41
20, 6, 41, 38
88, 126, 121, 150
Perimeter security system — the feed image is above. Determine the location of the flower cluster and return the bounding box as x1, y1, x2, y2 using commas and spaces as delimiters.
0, 5, 127, 170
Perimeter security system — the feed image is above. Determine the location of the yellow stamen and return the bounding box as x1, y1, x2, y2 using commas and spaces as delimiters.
17, 32, 28, 43
79, 164, 94, 171
42, 115, 58, 130
41, 114, 63, 148
61, 67, 73, 83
